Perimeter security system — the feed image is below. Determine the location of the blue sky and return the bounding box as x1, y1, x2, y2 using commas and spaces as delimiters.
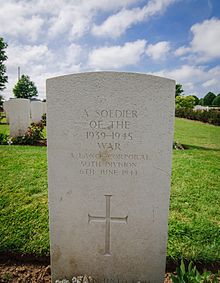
1, 0, 220, 99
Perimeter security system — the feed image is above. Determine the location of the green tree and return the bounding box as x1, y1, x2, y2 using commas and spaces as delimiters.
0, 94, 4, 106
175, 83, 184, 97
192, 95, 199, 105
13, 74, 38, 99
212, 94, 220, 107
175, 95, 195, 109
203, 92, 216, 106
199, 98, 204, 105
0, 37, 8, 91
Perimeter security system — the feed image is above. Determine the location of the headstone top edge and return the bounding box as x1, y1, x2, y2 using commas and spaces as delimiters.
46, 71, 175, 84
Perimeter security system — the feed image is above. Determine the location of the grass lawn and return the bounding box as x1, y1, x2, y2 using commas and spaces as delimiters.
0, 118, 219, 262
169, 119, 220, 262
0, 124, 9, 135
0, 145, 49, 255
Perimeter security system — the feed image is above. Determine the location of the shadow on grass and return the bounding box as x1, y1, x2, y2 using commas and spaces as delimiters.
182, 144, 220, 151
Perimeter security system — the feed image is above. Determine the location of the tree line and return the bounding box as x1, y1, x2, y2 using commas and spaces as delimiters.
176, 84, 220, 108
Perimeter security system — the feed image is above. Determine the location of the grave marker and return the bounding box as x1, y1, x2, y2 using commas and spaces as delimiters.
8, 98, 30, 137
30, 100, 44, 123
3, 100, 10, 123
47, 72, 175, 283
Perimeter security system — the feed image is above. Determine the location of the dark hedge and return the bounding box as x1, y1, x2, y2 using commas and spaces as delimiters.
175, 108, 220, 126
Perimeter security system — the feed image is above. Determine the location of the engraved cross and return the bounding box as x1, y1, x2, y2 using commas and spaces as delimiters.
88, 195, 128, 255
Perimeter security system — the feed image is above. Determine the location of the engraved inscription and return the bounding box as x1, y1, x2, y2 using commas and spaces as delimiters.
71, 151, 148, 176
84, 109, 138, 151
88, 195, 128, 255
68, 108, 149, 176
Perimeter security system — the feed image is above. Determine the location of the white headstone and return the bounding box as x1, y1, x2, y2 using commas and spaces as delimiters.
42, 101, 47, 114
47, 72, 175, 283
3, 100, 10, 123
30, 100, 44, 123
9, 98, 30, 137
194, 105, 209, 111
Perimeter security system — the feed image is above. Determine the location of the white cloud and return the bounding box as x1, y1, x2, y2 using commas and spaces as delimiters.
0, 0, 137, 42
191, 18, 220, 59
48, 6, 91, 39
161, 65, 205, 82
59, 43, 82, 72
0, 0, 177, 42
202, 79, 218, 88
1, 0, 219, 101
92, 8, 144, 38
184, 82, 194, 92
0, 2, 44, 41
146, 41, 170, 60
88, 40, 146, 69
3, 43, 53, 99
47, 0, 138, 39
175, 46, 191, 56
6, 44, 53, 68
175, 18, 220, 62
92, 0, 177, 38
208, 66, 220, 77
152, 65, 220, 97
79, 0, 138, 12
3, 42, 82, 99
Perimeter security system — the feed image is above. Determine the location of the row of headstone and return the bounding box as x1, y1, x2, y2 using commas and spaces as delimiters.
46, 72, 175, 283
30, 100, 47, 123
3, 99, 46, 137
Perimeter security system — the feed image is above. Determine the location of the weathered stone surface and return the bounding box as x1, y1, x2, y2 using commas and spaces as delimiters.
47, 72, 175, 283
3, 100, 10, 123
8, 98, 30, 137
30, 101, 44, 123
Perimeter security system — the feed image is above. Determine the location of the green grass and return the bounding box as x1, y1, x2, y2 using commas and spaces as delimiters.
174, 118, 219, 149
0, 118, 219, 262
169, 119, 220, 262
0, 124, 9, 135
0, 146, 49, 255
